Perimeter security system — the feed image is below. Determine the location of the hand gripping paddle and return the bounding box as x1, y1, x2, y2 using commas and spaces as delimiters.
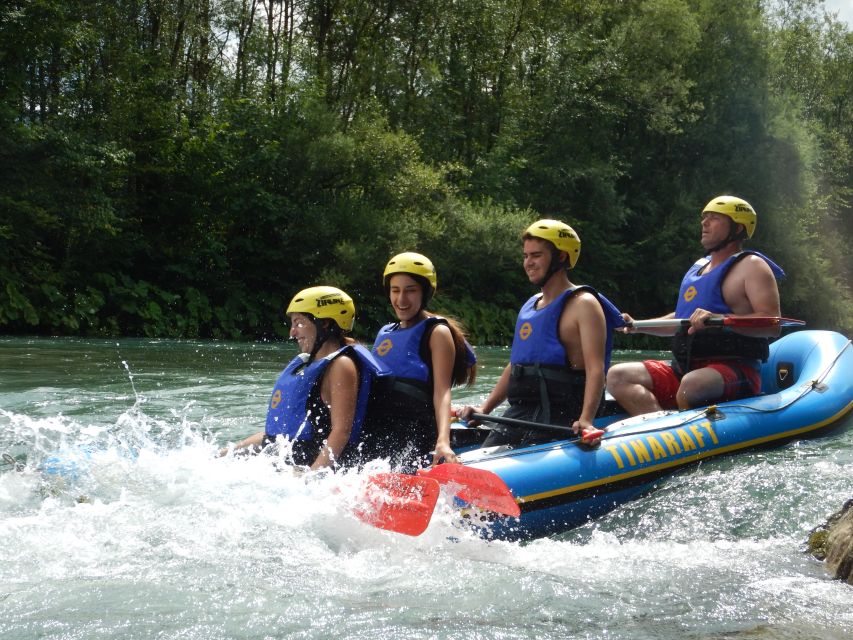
469, 412, 605, 446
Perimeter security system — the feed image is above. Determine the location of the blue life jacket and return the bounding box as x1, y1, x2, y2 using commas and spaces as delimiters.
672, 251, 785, 370
510, 286, 624, 371
264, 344, 387, 456
372, 317, 439, 385
372, 316, 476, 397
363, 316, 477, 467
507, 286, 624, 426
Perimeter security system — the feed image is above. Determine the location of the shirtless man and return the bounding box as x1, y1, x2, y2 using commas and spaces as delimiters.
606, 196, 784, 415
461, 219, 623, 446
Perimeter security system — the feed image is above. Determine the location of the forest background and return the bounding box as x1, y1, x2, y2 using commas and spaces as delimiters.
1, 0, 852, 346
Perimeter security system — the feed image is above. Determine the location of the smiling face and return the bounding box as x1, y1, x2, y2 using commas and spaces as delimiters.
388, 274, 425, 326
288, 312, 317, 353
522, 237, 559, 285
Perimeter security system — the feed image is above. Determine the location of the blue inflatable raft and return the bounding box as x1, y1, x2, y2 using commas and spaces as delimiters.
458, 330, 853, 540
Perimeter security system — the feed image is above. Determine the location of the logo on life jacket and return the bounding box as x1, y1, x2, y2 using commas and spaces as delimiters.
376, 338, 393, 356
519, 322, 533, 340
683, 286, 697, 302
270, 389, 282, 409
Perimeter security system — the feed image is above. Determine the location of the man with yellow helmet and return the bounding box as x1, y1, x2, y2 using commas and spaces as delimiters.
607, 195, 785, 414
460, 219, 624, 446
220, 286, 387, 469
363, 252, 477, 469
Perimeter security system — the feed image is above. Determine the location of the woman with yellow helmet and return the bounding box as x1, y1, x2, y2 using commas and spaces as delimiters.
362, 252, 476, 469
220, 286, 386, 469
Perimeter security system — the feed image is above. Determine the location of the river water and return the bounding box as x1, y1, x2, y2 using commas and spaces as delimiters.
1, 336, 851, 639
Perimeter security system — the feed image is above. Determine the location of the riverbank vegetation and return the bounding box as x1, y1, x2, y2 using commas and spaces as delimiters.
2, 0, 851, 343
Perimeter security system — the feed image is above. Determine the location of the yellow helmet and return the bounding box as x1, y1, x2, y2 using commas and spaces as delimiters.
286, 286, 355, 331
702, 195, 757, 238
523, 219, 581, 268
383, 252, 437, 296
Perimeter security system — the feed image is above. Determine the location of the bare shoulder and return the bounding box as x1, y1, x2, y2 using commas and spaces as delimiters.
429, 321, 453, 339
565, 290, 605, 317
724, 253, 780, 314
328, 353, 358, 382
428, 321, 454, 351
560, 290, 605, 339
560, 289, 606, 366
732, 253, 775, 278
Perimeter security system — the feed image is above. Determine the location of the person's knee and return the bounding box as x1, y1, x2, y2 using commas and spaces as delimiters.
606, 363, 631, 391
676, 370, 723, 409
607, 363, 645, 391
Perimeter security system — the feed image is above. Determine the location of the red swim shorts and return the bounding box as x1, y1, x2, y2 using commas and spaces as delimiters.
642, 359, 762, 409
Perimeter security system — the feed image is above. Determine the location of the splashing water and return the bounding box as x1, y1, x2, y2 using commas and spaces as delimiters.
1, 337, 851, 640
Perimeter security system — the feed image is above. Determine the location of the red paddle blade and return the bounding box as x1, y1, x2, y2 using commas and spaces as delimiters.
721, 316, 805, 327
419, 464, 520, 518
352, 473, 440, 536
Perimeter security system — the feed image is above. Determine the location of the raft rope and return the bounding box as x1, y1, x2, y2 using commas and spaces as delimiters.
603, 338, 853, 442
710, 338, 852, 415
483, 339, 852, 459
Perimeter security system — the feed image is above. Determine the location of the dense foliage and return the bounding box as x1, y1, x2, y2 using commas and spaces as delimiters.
1, 0, 851, 344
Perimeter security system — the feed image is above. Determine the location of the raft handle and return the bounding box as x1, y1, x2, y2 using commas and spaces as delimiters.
704, 405, 724, 420
810, 380, 829, 393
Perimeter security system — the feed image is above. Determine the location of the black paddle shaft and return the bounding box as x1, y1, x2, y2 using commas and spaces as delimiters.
470, 412, 578, 435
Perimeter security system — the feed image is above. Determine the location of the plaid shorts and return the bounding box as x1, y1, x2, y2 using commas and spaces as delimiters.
642, 358, 761, 409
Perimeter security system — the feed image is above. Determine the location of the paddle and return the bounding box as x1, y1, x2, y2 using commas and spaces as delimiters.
628, 316, 805, 332
351, 472, 440, 536
418, 464, 520, 517
469, 412, 604, 444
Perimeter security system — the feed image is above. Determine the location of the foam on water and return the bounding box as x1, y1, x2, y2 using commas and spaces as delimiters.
3, 409, 850, 640
1, 338, 852, 639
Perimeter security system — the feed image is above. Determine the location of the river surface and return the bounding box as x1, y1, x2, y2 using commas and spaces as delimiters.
1, 336, 851, 639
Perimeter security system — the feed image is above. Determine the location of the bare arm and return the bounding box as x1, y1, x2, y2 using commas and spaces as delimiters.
689, 256, 781, 337
219, 431, 265, 457
311, 356, 359, 470
620, 311, 679, 336
428, 324, 458, 464
561, 293, 606, 431
738, 256, 781, 336
459, 364, 511, 423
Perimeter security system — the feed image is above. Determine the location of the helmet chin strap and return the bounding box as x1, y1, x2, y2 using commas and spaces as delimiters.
533, 250, 568, 288
308, 319, 331, 363
413, 274, 433, 316
707, 220, 745, 254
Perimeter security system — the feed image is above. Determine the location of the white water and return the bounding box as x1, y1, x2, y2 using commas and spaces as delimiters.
1, 337, 851, 639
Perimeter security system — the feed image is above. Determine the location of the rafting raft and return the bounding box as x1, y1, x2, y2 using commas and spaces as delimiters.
457, 329, 853, 540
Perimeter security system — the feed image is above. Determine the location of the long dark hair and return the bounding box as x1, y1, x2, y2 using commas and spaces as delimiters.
426, 312, 477, 387
307, 317, 355, 362
391, 272, 477, 386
